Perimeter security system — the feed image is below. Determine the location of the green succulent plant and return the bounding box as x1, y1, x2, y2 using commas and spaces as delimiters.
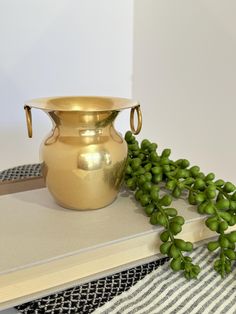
124, 131, 236, 279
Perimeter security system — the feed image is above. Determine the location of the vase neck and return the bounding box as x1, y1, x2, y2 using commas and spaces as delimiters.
47, 111, 118, 135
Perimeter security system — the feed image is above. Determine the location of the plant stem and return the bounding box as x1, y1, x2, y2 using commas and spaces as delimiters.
158, 204, 185, 261
216, 187, 231, 200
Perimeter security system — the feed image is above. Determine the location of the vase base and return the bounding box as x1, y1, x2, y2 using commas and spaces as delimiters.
54, 196, 118, 211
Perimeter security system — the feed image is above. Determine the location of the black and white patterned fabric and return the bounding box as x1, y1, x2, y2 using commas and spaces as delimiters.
16, 257, 169, 314
94, 246, 236, 314
0, 164, 169, 314
0, 164, 42, 182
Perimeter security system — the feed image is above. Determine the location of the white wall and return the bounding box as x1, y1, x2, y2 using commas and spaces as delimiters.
0, 0, 133, 170
2, 0, 236, 185
133, 0, 236, 182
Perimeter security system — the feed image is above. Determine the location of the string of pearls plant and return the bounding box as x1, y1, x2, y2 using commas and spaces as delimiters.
124, 131, 236, 279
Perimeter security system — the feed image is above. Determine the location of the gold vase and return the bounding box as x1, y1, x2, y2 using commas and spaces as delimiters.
24, 96, 142, 210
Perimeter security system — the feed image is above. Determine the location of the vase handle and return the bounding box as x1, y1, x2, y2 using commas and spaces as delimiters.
24, 105, 33, 138
130, 105, 142, 135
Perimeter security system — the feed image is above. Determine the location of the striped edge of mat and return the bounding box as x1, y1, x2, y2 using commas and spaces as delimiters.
94, 245, 236, 314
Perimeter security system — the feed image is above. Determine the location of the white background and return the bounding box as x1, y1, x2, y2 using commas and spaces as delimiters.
133, 0, 236, 182
0, 0, 133, 170
0, 0, 236, 184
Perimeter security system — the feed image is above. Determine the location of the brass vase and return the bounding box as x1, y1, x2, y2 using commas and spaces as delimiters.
24, 96, 142, 210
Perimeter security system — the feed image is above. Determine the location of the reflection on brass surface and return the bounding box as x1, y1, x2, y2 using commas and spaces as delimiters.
103, 158, 127, 190
78, 150, 111, 171
79, 129, 102, 137
44, 127, 60, 146
24, 96, 142, 210
41, 162, 48, 179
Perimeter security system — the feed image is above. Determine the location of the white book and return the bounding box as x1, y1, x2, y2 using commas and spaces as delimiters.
0, 184, 234, 310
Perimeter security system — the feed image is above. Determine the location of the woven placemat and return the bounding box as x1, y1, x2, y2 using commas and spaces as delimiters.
0, 164, 169, 314
0, 164, 42, 182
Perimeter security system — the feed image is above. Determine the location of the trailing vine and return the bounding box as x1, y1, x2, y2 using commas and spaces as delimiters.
124, 131, 236, 279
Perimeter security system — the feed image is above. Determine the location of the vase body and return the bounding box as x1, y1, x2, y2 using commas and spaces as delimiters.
24, 97, 142, 210
42, 110, 127, 209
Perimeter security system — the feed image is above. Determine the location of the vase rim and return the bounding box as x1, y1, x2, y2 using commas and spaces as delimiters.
24, 96, 139, 112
